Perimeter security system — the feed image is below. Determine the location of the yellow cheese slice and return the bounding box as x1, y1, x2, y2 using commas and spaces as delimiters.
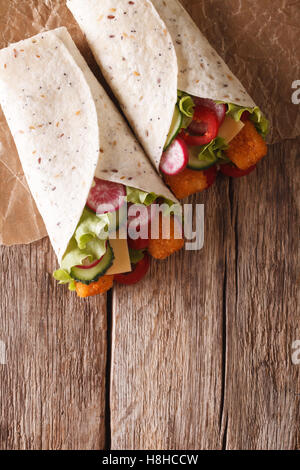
218, 116, 245, 144
107, 237, 132, 275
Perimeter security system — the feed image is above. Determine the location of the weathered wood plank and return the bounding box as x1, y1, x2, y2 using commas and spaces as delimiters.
223, 141, 300, 450
111, 141, 299, 450
0, 237, 107, 450
111, 180, 230, 450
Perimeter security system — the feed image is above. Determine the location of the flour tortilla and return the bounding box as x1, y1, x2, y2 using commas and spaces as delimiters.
0, 27, 177, 262
67, 0, 178, 170
151, 0, 256, 108
0, 29, 99, 262
67, 0, 256, 170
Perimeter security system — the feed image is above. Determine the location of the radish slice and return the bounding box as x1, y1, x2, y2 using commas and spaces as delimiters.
194, 98, 226, 125
87, 177, 126, 214
76, 257, 102, 270
160, 137, 189, 176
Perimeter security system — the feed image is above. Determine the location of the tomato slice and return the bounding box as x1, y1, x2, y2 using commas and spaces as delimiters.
114, 253, 150, 285
181, 105, 219, 146
204, 165, 218, 188
194, 98, 226, 125
128, 237, 150, 250
220, 163, 256, 178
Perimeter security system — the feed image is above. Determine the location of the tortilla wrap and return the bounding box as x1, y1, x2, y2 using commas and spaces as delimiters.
67, 0, 257, 170
151, 0, 255, 108
0, 27, 176, 262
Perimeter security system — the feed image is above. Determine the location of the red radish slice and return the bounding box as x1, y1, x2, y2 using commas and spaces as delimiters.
194, 98, 226, 125
75, 257, 102, 270
160, 137, 188, 176
87, 177, 126, 214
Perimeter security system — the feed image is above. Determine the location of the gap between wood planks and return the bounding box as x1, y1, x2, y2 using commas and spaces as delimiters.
219, 179, 238, 449
218, 178, 241, 449
105, 290, 113, 449
218, 180, 234, 450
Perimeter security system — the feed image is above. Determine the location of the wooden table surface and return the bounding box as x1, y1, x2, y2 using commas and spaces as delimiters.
0, 1, 299, 451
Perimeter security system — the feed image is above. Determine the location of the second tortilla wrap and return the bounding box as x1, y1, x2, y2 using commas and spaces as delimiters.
67, 0, 257, 172
151, 0, 255, 108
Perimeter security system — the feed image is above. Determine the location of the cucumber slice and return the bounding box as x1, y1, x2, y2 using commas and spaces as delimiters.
71, 243, 115, 285
187, 147, 218, 171
164, 106, 183, 150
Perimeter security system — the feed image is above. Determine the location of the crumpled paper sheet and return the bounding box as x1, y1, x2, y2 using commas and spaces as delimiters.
0, 0, 299, 246
181, 0, 300, 143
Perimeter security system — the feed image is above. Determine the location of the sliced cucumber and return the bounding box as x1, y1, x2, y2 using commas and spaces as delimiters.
187, 147, 218, 171
71, 243, 115, 285
164, 106, 183, 150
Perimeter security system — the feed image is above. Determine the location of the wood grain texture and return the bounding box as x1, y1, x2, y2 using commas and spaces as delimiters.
0, 0, 299, 452
111, 173, 231, 450
223, 141, 300, 450
111, 141, 300, 450
0, 237, 107, 450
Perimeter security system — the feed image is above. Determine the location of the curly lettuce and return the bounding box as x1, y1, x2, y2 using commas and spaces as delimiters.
53, 208, 110, 290
197, 137, 229, 163
177, 91, 195, 129
126, 187, 182, 219
226, 104, 269, 139
178, 95, 195, 118
126, 187, 159, 206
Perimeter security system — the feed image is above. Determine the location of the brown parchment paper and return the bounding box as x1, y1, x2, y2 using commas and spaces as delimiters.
0, 0, 299, 246
180, 0, 300, 143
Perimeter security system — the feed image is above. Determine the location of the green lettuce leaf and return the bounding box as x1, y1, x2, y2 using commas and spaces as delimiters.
62, 209, 109, 272
75, 208, 110, 248
226, 104, 269, 139
126, 187, 182, 220
53, 208, 109, 289
178, 95, 195, 118
126, 187, 159, 206
177, 91, 195, 129
53, 270, 76, 291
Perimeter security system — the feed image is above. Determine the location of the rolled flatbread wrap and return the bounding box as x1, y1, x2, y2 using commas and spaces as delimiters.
0, 27, 181, 296
67, 0, 269, 199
